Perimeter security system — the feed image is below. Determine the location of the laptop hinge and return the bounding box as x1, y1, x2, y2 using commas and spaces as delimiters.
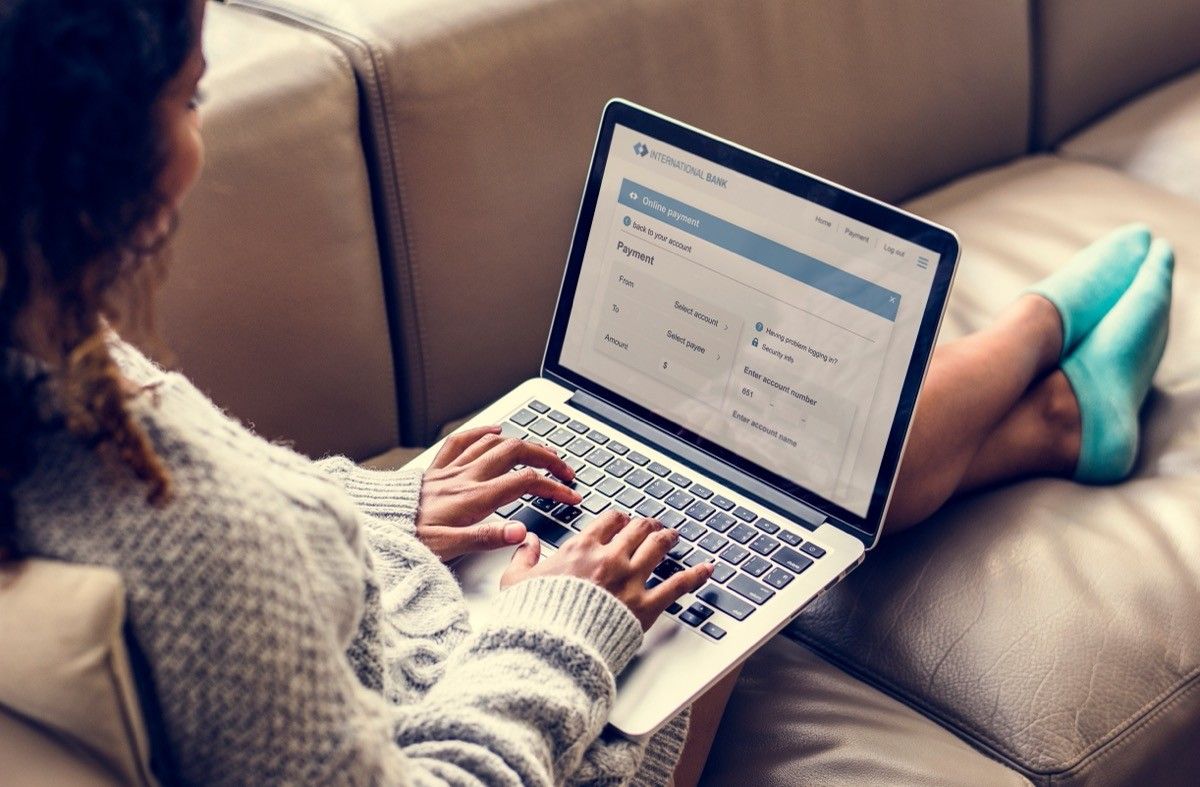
568, 390, 827, 529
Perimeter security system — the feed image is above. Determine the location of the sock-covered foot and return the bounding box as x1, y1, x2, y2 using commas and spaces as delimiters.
1026, 223, 1151, 357
1062, 237, 1173, 483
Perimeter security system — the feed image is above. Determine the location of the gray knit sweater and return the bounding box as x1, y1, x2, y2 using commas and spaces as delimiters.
12, 340, 688, 785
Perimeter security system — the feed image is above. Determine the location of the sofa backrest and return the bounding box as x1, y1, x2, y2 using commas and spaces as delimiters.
164, 2, 399, 460
1033, 0, 1200, 147
0, 560, 154, 787
227, 0, 1033, 444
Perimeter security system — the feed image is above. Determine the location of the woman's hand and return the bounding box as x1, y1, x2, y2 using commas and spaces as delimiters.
500, 509, 714, 631
417, 426, 581, 561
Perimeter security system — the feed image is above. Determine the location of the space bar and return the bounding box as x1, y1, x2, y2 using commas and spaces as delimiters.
511, 506, 575, 548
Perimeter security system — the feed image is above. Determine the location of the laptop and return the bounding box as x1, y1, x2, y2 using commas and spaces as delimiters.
407, 99, 959, 737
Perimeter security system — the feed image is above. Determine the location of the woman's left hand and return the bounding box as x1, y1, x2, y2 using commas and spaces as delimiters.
416, 425, 581, 561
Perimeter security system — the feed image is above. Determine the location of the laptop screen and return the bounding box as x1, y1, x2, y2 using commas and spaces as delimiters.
546, 101, 957, 542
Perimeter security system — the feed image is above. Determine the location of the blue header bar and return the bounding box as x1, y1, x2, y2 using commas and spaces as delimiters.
617, 179, 900, 321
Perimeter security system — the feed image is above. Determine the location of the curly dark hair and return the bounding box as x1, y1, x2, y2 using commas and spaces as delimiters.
0, 0, 199, 559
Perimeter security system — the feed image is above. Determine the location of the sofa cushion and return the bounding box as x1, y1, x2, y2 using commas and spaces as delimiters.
1061, 69, 1200, 202
162, 2, 399, 460
1032, 0, 1200, 147
701, 636, 1029, 786
0, 560, 153, 786
789, 156, 1200, 786
228, 0, 1031, 444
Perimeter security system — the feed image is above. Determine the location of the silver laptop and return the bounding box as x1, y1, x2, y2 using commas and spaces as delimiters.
407, 99, 959, 738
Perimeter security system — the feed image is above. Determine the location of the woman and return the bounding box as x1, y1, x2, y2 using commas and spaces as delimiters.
0, 1, 1172, 785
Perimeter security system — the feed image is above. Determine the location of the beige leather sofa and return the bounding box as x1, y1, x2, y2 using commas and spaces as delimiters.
4, 0, 1200, 783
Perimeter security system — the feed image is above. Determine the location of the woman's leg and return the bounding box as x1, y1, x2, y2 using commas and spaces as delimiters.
883, 294, 1068, 530
671, 666, 743, 787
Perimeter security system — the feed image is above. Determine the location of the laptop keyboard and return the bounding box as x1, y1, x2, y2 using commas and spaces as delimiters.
494, 399, 827, 641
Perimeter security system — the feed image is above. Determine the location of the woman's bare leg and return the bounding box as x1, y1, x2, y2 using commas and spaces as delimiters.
672, 666, 742, 787
883, 294, 1068, 530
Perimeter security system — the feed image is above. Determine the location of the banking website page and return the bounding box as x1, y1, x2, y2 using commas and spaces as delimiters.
560, 123, 938, 517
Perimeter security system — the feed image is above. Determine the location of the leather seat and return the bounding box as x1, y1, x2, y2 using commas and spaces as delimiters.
787, 156, 1200, 786
701, 637, 1030, 786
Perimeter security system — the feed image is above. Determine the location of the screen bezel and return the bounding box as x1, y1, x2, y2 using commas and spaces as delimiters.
542, 99, 958, 544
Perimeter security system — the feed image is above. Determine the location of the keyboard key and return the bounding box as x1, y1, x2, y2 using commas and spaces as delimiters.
711, 563, 735, 583
707, 512, 737, 533
720, 544, 750, 565
606, 458, 633, 478
665, 490, 695, 510
668, 472, 692, 488
701, 622, 727, 640
728, 574, 775, 605
711, 494, 736, 511
596, 477, 624, 497
581, 493, 609, 514
615, 488, 644, 508
778, 530, 803, 546
607, 440, 630, 455
749, 534, 780, 556
496, 500, 522, 518
645, 479, 674, 499
528, 418, 556, 436
566, 437, 593, 456
763, 567, 794, 589
653, 559, 686, 579
771, 546, 813, 574
511, 506, 574, 548
689, 483, 714, 500
755, 518, 781, 534
586, 448, 614, 468
660, 510, 686, 529
732, 506, 758, 523
698, 532, 729, 553
627, 451, 650, 466
742, 556, 771, 577
636, 499, 664, 518
532, 496, 558, 512
511, 409, 537, 426
624, 468, 653, 488
645, 576, 662, 590
552, 505, 583, 525
695, 585, 754, 621
685, 501, 716, 521
727, 523, 757, 544
686, 602, 714, 621
800, 542, 827, 559
548, 409, 569, 424
586, 429, 609, 445
567, 419, 589, 434
684, 550, 713, 567
647, 461, 671, 477
528, 400, 550, 413
575, 465, 604, 486
667, 541, 692, 561
548, 428, 575, 446
564, 455, 585, 473
679, 609, 707, 627
678, 521, 706, 541
499, 422, 526, 439
666, 601, 682, 615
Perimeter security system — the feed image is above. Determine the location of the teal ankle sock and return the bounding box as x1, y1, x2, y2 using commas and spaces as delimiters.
1026, 224, 1151, 357
1062, 237, 1173, 483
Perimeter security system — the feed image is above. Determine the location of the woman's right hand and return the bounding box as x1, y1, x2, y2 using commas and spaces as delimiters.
499, 509, 714, 631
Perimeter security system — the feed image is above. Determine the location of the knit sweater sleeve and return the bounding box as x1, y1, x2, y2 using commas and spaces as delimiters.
314, 455, 423, 533
137, 495, 645, 784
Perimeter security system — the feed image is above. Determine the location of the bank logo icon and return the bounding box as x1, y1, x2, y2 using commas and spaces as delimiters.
633, 141, 649, 157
